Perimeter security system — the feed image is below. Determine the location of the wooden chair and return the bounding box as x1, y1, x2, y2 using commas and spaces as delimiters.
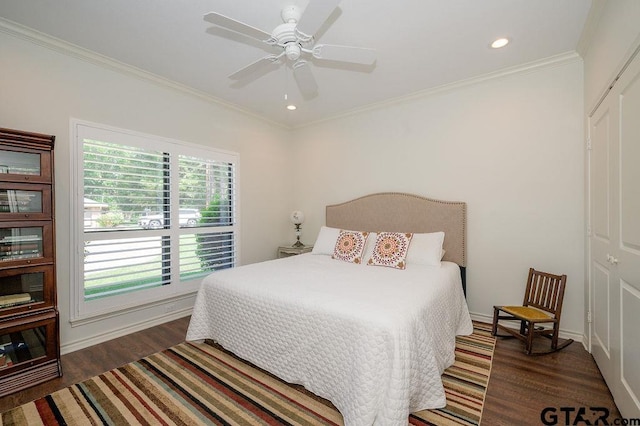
492, 268, 574, 355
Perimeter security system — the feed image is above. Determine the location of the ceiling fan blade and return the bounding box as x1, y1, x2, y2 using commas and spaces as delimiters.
229, 54, 283, 80
296, 0, 341, 38
204, 12, 272, 42
293, 61, 318, 97
312, 44, 376, 65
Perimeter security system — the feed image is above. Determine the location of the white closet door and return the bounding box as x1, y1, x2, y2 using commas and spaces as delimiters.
589, 49, 640, 418
589, 96, 617, 388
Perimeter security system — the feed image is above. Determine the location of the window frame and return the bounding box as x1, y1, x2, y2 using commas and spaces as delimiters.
69, 119, 240, 322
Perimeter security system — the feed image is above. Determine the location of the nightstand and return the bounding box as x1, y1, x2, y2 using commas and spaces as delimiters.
277, 245, 313, 258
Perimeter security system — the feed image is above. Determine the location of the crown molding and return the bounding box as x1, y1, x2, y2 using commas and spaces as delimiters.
0, 17, 288, 130
294, 51, 582, 129
576, 0, 607, 58
1, 17, 583, 132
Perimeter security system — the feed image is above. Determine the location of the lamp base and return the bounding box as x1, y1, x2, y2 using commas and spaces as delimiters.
292, 223, 303, 248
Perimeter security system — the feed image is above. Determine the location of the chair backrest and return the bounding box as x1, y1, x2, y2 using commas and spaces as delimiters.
522, 268, 567, 318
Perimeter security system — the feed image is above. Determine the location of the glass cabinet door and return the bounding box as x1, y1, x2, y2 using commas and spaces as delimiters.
0, 313, 57, 374
0, 326, 46, 370
0, 183, 51, 220
0, 147, 51, 183
0, 224, 52, 264
0, 266, 53, 314
0, 188, 42, 214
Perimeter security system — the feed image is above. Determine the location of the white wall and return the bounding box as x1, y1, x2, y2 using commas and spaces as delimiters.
291, 58, 585, 336
0, 29, 293, 352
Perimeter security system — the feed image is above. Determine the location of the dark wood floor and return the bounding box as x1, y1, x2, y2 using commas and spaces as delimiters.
0, 317, 622, 425
482, 333, 622, 425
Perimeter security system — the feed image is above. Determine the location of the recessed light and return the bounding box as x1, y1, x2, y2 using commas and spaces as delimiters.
491, 38, 509, 49
286, 104, 297, 111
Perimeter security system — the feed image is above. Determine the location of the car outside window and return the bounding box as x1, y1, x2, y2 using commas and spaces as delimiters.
138, 208, 201, 229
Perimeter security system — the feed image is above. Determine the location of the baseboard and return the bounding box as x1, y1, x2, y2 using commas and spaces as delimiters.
61, 307, 192, 355
582, 334, 589, 352
62, 309, 584, 355
470, 312, 583, 343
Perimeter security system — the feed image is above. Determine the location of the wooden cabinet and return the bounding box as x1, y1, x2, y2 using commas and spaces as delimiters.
0, 128, 61, 397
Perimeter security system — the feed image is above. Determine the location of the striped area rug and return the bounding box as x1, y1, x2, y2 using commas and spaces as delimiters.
410, 322, 495, 425
0, 322, 495, 426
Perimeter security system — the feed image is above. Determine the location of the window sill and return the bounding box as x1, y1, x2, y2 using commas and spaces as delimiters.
69, 291, 197, 328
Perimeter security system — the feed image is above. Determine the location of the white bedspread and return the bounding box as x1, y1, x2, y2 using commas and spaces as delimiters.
186, 254, 473, 426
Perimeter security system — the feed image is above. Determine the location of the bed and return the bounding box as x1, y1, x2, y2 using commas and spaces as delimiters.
186, 192, 473, 426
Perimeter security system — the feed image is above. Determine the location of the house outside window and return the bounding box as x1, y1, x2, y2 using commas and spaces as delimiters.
83, 197, 108, 228
70, 120, 239, 320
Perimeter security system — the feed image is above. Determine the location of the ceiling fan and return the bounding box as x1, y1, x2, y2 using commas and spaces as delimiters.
203, 0, 376, 97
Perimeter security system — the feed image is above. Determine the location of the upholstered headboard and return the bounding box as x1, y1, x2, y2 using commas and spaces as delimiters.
325, 192, 467, 267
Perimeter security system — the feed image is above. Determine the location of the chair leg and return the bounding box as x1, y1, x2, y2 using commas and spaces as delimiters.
528, 323, 575, 355
492, 307, 501, 336
525, 321, 535, 355
551, 323, 559, 350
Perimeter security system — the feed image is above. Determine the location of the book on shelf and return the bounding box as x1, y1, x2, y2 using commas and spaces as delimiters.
0, 342, 27, 364
0, 252, 40, 261
0, 235, 40, 243
0, 247, 40, 254
0, 293, 32, 306
0, 243, 40, 252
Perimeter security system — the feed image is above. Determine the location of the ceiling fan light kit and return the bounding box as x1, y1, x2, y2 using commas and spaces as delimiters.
203, 0, 376, 98
285, 43, 301, 61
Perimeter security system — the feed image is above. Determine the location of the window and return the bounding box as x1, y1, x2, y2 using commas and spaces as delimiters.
70, 121, 239, 320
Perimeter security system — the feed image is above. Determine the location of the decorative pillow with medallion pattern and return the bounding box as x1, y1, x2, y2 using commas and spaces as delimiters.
367, 232, 413, 269
332, 230, 369, 264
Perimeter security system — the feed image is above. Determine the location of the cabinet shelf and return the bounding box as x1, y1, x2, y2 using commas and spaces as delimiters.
0, 183, 51, 221
0, 311, 60, 396
0, 222, 52, 267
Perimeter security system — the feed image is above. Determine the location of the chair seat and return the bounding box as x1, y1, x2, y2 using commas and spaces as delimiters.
499, 306, 555, 322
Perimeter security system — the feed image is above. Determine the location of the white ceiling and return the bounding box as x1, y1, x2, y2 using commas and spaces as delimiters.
0, 0, 592, 128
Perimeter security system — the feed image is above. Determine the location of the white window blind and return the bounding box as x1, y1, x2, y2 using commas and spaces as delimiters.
71, 121, 239, 319
83, 140, 170, 230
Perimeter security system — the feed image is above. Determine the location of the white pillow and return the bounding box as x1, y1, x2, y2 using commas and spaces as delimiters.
405, 231, 445, 266
362, 232, 378, 261
311, 226, 341, 255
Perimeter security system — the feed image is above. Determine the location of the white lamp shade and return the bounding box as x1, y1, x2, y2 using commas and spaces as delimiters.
290, 210, 305, 224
